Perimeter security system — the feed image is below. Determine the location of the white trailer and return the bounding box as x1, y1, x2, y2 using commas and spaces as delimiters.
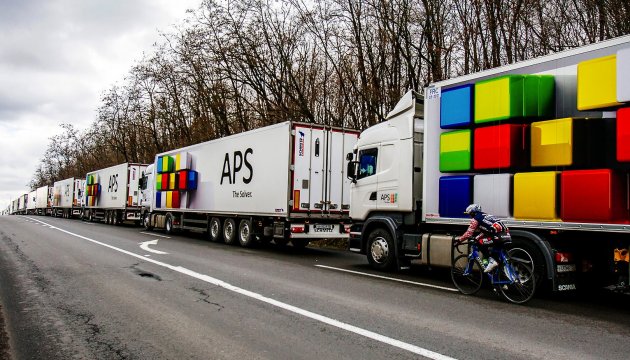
26, 190, 37, 214
17, 193, 28, 214
83, 163, 148, 224
52, 177, 86, 218
141, 121, 359, 248
10, 198, 19, 215
35, 186, 53, 215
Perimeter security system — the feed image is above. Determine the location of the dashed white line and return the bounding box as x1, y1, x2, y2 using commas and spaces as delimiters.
24, 216, 457, 360
315, 265, 458, 292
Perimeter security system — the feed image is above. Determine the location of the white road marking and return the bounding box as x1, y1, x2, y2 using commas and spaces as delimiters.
315, 265, 458, 292
139, 239, 169, 255
140, 231, 170, 239
24, 216, 457, 360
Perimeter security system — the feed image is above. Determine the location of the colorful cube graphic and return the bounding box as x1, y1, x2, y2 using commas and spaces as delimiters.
577, 55, 622, 110
440, 129, 471, 172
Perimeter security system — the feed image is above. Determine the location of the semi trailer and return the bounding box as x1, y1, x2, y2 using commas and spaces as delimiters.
141, 121, 359, 248
16, 194, 28, 215
52, 177, 86, 218
26, 190, 36, 215
83, 163, 147, 224
347, 35, 630, 293
35, 186, 53, 215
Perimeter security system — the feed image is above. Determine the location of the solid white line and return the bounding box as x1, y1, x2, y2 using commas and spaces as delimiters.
140, 231, 170, 239
24, 217, 457, 360
315, 265, 458, 292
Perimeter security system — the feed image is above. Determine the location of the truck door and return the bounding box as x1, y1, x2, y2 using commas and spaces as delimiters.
325, 130, 358, 213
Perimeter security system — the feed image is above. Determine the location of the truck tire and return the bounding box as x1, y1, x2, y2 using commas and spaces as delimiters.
105, 211, 111, 225
208, 217, 222, 242
238, 219, 255, 247
143, 214, 154, 231
508, 238, 546, 292
366, 228, 396, 271
165, 214, 174, 235
223, 218, 237, 245
112, 211, 119, 226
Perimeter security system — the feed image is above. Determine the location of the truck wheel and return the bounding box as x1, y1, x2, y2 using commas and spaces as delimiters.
367, 228, 396, 271
507, 238, 546, 292
105, 211, 111, 225
143, 214, 154, 231
223, 218, 237, 245
238, 219, 255, 247
208, 218, 222, 242
165, 215, 174, 234
88, 212, 94, 222
112, 211, 119, 226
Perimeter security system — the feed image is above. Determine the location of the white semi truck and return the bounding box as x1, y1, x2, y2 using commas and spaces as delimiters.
347, 35, 630, 294
52, 177, 86, 218
26, 190, 37, 215
16, 194, 28, 215
141, 121, 359, 248
35, 186, 53, 216
83, 163, 148, 224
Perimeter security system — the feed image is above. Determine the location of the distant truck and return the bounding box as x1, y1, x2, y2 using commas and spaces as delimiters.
140, 121, 358, 248
35, 186, 53, 215
16, 194, 28, 215
346, 35, 630, 293
26, 190, 37, 215
83, 163, 147, 224
52, 177, 86, 218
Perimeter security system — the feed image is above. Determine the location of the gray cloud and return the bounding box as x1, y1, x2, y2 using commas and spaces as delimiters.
0, 0, 200, 209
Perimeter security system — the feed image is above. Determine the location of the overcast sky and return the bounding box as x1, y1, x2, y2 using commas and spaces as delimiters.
0, 0, 201, 210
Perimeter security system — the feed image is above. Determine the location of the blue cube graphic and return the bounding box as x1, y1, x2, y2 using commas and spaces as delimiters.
439, 175, 473, 218
440, 84, 474, 129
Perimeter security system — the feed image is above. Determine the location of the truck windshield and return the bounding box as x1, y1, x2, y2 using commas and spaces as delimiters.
358, 148, 378, 179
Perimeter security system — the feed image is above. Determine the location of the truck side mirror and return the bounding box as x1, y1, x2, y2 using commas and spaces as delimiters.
346, 152, 354, 161
346, 161, 358, 183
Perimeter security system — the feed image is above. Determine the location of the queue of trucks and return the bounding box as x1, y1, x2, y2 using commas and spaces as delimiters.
6, 35, 630, 296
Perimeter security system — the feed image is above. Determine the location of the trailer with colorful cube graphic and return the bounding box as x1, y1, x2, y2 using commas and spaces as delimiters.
347, 35, 630, 294
52, 177, 86, 218
83, 163, 148, 224
140, 121, 359, 248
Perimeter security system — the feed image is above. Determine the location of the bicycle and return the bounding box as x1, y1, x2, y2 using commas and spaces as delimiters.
451, 238, 537, 304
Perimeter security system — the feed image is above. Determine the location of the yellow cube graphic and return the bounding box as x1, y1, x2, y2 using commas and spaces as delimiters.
531, 118, 573, 167
514, 172, 560, 221
577, 55, 622, 110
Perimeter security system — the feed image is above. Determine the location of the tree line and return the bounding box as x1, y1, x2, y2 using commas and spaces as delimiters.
29, 0, 630, 188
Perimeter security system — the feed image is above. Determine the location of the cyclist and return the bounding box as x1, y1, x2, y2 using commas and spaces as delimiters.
457, 204, 512, 273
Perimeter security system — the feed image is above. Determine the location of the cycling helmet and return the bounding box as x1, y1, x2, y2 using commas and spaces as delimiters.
464, 203, 482, 215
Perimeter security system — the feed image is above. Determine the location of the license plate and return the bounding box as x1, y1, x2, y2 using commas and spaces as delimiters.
557, 264, 576, 273
313, 224, 335, 233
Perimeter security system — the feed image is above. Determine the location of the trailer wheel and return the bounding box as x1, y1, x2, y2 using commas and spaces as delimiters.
223, 218, 237, 245
238, 219, 255, 247
507, 238, 546, 293
88, 211, 94, 222
366, 228, 396, 271
165, 214, 174, 235
112, 211, 119, 226
143, 213, 154, 231
208, 217, 222, 242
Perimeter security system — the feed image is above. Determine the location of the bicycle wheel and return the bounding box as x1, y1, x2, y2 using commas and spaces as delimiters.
498, 256, 536, 304
451, 254, 483, 295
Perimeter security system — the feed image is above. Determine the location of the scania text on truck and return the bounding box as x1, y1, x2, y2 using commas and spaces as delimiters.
83, 163, 147, 224
53, 177, 86, 218
347, 35, 630, 294
140, 121, 358, 248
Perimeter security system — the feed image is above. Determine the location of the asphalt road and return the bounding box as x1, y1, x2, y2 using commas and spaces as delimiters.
0, 215, 629, 360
